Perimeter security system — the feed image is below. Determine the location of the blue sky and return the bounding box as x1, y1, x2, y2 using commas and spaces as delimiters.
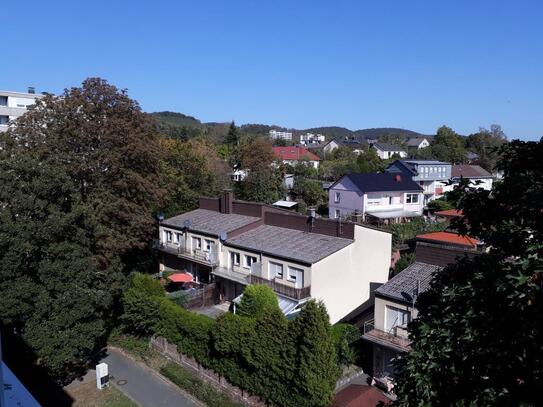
3, 1, 542, 140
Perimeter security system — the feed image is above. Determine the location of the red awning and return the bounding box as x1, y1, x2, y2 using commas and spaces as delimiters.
167, 273, 193, 283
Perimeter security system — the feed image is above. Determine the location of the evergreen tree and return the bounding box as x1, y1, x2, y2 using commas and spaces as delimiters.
225, 121, 240, 146
393, 139, 543, 405
290, 300, 339, 407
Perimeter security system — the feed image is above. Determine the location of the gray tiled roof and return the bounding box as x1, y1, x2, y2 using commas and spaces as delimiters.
225, 224, 353, 264
373, 142, 405, 152
375, 262, 442, 303
162, 209, 259, 236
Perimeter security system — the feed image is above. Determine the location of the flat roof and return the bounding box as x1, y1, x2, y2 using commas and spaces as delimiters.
416, 231, 479, 248
162, 209, 259, 236
225, 224, 353, 264
273, 200, 298, 208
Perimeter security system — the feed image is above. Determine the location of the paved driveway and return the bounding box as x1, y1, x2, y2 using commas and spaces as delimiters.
103, 349, 199, 407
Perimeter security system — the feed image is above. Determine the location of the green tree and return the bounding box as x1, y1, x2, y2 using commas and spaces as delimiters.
466, 124, 507, 171
121, 273, 164, 336
0, 78, 164, 383
237, 285, 281, 319
356, 146, 385, 173
290, 300, 339, 407
378, 133, 407, 148
331, 323, 360, 367
225, 121, 240, 146
393, 139, 543, 406
426, 125, 467, 163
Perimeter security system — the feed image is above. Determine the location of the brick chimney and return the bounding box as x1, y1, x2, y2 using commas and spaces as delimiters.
220, 190, 234, 214
395, 174, 402, 182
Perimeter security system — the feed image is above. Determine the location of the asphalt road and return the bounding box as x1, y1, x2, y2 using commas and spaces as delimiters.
103, 349, 199, 407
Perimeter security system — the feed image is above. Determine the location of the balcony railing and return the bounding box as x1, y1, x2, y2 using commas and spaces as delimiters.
362, 319, 411, 352
157, 242, 219, 266
250, 274, 311, 300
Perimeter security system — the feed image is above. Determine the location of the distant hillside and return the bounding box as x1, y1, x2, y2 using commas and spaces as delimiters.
148, 111, 429, 143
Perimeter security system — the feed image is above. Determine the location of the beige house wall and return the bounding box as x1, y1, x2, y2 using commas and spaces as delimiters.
310, 225, 391, 324
374, 296, 418, 331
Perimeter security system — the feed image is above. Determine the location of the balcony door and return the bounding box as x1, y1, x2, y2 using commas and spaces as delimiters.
385, 305, 410, 333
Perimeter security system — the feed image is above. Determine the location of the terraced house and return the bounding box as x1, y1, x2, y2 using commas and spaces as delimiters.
158, 191, 392, 323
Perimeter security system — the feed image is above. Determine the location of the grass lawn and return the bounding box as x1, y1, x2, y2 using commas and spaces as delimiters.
65, 380, 137, 407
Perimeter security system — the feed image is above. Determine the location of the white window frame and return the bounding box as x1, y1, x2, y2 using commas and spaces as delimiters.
204, 239, 213, 252
287, 266, 303, 283
231, 252, 240, 267
406, 193, 419, 204
269, 261, 283, 279
334, 191, 341, 203
165, 230, 173, 243
385, 305, 411, 332
191, 236, 201, 250
175, 232, 183, 244
244, 255, 257, 269
335, 209, 341, 219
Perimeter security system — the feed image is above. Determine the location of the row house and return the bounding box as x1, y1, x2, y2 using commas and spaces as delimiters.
158, 191, 392, 324
362, 231, 482, 389
328, 173, 424, 224
385, 159, 452, 204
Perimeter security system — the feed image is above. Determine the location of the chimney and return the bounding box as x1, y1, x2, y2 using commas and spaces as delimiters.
28, 86, 35, 94
220, 189, 234, 214
395, 174, 402, 182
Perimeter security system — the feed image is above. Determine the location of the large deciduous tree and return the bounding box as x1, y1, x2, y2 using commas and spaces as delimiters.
466, 124, 507, 171
0, 78, 164, 383
393, 139, 543, 406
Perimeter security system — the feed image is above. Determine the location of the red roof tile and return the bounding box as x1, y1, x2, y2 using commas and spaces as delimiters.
272, 146, 320, 161
333, 384, 391, 407
416, 231, 479, 248
435, 209, 463, 218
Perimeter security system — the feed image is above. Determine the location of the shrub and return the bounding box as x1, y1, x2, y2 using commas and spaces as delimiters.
236, 284, 280, 319
427, 198, 454, 212
331, 323, 360, 367
121, 273, 164, 336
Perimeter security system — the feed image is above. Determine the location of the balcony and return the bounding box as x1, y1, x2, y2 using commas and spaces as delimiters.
157, 242, 219, 266
365, 202, 404, 213
250, 274, 311, 300
362, 319, 411, 352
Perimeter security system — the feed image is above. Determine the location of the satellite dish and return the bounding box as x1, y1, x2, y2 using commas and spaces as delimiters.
183, 219, 192, 229
219, 231, 227, 241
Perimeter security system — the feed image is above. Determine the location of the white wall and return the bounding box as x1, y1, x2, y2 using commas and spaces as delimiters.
310, 225, 391, 324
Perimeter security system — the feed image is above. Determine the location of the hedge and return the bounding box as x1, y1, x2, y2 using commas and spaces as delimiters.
121, 274, 339, 407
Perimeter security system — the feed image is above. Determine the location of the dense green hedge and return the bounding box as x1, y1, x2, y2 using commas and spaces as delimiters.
122, 274, 339, 407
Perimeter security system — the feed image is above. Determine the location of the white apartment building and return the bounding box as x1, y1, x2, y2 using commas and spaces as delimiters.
158, 191, 392, 324
0, 88, 44, 132
300, 132, 325, 145
269, 129, 293, 141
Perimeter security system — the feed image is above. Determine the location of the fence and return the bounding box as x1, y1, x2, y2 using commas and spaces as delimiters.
166, 283, 218, 309
150, 336, 267, 407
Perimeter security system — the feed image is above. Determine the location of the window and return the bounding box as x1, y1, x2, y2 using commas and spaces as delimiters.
230, 252, 240, 267
406, 193, 419, 204
191, 236, 201, 250
334, 192, 341, 203
204, 239, 213, 252
244, 255, 257, 269
175, 232, 183, 244
288, 266, 304, 288
0, 115, 8, 125
0, 96, 7, 106
335, 209, 341, 219
165, 230, 172, 243
385, 306, 410, 332
269, 262, 283, 279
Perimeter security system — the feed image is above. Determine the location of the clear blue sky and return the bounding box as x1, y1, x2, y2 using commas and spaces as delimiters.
3, 1, 542, 140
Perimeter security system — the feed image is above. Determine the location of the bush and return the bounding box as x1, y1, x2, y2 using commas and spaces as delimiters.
121, 273, 164, 336
236, 284, 281, 319
331, 323, 360, 367
161, 362, 242, 407
386, 218, 448, 247
427, 198, 454, 212
393, 252, 416, 276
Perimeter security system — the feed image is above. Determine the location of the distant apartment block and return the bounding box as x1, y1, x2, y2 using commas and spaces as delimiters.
0, 88, 44, 132
269, 129, 293, 141
328, 173, 424, 223
300, 132, 325, 145
157, 190, 392, 323
386, 160, 452, 204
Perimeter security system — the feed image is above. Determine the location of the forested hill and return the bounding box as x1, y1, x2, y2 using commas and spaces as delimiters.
148, 111, 428, 142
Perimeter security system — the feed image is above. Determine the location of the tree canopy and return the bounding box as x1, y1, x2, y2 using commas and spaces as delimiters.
0, 78, 164, 383
393, 139, 543, 406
